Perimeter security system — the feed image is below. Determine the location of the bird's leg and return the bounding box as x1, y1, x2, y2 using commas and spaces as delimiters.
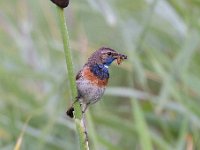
72, 95, 81, 105
82, 102, 90, 114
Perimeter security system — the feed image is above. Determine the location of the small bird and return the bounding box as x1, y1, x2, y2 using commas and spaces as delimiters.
67, 47, 127, 118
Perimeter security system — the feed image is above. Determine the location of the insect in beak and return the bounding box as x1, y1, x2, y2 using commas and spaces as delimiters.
113, 53, 127, 65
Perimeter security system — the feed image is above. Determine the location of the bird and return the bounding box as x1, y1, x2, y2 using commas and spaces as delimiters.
67, 47, 127, 118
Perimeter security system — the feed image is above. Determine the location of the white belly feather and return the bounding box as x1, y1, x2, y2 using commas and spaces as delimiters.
76, 79, 105, 104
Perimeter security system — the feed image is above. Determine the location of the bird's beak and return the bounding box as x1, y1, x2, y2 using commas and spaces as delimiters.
113, 53, 127, 65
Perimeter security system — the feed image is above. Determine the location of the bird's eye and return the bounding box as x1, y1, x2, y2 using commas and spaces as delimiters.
107, 52, 112, 55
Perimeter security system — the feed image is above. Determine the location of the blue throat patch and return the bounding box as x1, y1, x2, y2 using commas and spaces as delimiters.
90, 64, 109, 80
104, 57, 115, 66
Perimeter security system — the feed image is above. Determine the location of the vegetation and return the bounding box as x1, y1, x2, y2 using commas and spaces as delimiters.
56, 5, 87, 150
0, 0, 200, 149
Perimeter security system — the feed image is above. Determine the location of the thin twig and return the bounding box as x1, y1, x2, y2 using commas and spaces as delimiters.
56, 6, 89, 150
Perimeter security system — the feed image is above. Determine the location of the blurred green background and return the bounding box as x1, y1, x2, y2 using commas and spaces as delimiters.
1, 0, 200, 150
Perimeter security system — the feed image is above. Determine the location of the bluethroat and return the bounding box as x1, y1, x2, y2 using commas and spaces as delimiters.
67, 47, 127, 118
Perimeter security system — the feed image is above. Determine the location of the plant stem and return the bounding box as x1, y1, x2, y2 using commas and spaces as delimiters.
56, 6, 89, 150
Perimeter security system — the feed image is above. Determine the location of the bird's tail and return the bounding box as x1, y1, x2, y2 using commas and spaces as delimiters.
66, 106, 74, 118
66, 96, 80, 118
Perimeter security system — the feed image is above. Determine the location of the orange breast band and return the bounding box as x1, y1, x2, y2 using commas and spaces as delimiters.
82, 67, 108, 87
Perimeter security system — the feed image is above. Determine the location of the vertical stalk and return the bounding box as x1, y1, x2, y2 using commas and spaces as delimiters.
56, 6, 88, 150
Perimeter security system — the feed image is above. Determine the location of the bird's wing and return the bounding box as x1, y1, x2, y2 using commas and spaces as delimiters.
76, 69, 82, 80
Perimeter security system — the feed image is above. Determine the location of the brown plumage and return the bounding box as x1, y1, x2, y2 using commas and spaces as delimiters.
66, 47, 127, 118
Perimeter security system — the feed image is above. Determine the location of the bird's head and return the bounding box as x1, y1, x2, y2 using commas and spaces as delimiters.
87, 47, 127, 67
